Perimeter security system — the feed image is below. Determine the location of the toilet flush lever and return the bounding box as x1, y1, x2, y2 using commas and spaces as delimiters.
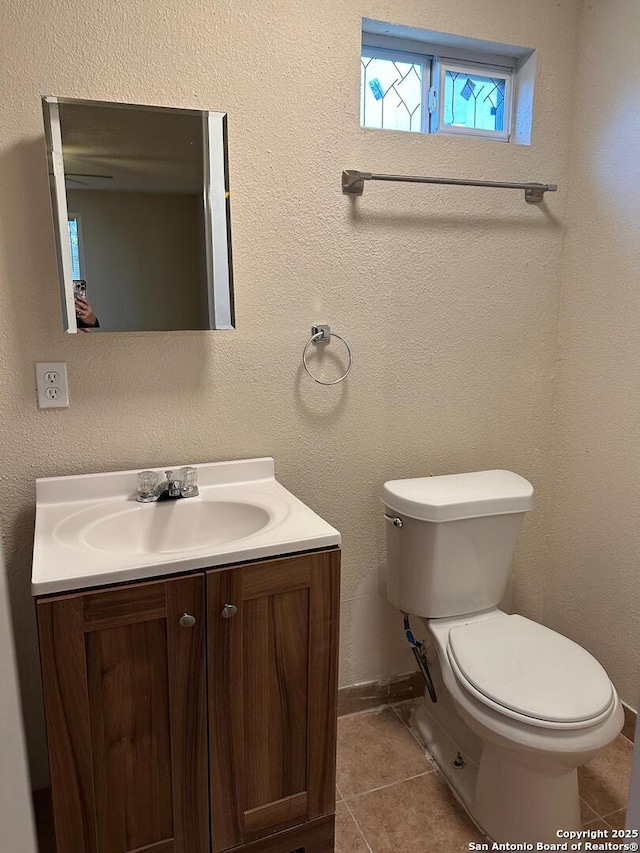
384, 514, 403, 528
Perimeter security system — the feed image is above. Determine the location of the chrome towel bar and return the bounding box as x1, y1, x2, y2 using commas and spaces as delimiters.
341, 169, 558, 204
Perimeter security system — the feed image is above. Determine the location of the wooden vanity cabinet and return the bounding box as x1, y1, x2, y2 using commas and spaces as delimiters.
37, 572, 209, 853
37, 548, 340, 853
208, 550, 340, 852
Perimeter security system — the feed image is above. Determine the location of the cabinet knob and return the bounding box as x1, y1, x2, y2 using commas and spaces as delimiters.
221, 604, 238, 619
179, 613, 196, 628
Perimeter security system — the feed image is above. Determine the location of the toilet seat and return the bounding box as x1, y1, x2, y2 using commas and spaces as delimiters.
446, 614, 614, 730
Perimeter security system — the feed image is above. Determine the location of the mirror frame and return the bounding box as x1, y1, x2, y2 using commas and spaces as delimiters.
42, 96, 235, 333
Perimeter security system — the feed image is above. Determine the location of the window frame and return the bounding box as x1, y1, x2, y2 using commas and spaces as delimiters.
434, 57, 513, 142
360, 41, 515, 143
360, 45, 432, 134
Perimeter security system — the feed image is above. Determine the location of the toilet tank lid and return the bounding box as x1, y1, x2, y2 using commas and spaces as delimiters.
381, 470, 534, 522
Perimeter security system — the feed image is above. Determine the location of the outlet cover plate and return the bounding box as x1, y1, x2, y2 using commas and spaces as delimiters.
36, 362, 69, 409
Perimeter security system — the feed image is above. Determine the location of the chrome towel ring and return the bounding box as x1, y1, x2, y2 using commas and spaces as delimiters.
302, 325, 353, 386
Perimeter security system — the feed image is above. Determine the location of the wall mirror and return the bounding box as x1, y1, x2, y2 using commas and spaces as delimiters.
42, 96, 234, 333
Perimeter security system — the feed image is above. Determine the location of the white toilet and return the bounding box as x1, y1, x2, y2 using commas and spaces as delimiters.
382, 470, 623, 843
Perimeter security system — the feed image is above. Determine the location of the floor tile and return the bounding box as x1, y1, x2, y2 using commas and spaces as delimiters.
602, 808, 626, 830
578, 734, 634, 816
337, 708, 433, 797
392, 698, 422, 728
346, 772, 484, 852
336, 785, 342, 802
581, 798, 598, 826
335, 802, 370, 853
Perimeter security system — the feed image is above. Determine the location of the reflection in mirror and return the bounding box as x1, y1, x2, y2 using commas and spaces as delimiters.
42, 97, 234, 333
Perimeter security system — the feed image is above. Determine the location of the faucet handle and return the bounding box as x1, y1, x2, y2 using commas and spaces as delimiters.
136, 470, 159, 502
180, 466, 199, 497
165, 469, 173, 481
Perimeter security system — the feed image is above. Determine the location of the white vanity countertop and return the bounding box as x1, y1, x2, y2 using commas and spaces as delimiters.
32, 457, 341, 596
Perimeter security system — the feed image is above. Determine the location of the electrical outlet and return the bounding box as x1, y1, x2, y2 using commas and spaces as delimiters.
36, 362, 69, 409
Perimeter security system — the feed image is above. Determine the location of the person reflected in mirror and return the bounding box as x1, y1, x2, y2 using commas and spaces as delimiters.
75, 296, 100, 332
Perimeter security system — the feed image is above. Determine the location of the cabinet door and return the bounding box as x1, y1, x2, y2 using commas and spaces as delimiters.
37, 574, 208, 853
208, 549, 340, 852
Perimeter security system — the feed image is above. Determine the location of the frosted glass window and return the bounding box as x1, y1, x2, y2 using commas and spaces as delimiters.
361, 52, 427, 133
360, 39, 515, 143
442, 69, 507, 133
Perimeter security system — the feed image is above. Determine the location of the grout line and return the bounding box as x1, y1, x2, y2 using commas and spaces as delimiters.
581, 794, 629, 823
391, 700, 434, 756
601, 807, 626, 823
585, 818, 613, 830
580, 796, 600, 823
335, 782, 344, 803
342, 797, 375, 853
344, 770, 434, 801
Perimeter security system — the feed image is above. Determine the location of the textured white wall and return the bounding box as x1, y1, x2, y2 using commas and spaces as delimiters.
0, 0, 579, 787
546, 0, 640, 710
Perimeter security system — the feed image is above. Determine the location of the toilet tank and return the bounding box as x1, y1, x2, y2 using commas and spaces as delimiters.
382, 471, 534, 619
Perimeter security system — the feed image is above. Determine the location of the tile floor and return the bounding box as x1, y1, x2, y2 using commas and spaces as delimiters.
335, 701, 634, 852
33, 700, 634, 852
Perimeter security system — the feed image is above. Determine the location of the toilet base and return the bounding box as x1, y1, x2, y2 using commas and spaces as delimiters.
413, 695, 481, 824
413, 695, 582, 843
475, 742, 581, 843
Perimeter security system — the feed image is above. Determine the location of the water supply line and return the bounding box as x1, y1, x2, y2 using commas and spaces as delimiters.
403, 614, 438, 703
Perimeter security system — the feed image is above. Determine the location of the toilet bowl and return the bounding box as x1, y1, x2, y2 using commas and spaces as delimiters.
425, 609, 622, 842
382, 470, 623, 843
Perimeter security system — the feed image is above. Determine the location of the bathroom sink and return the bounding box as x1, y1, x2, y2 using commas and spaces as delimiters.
57, 499, 271, 556
32, 457, 340, 595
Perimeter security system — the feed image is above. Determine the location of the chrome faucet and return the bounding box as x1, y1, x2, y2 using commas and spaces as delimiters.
159, 470, 182, 501
136, 468, 199, 503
